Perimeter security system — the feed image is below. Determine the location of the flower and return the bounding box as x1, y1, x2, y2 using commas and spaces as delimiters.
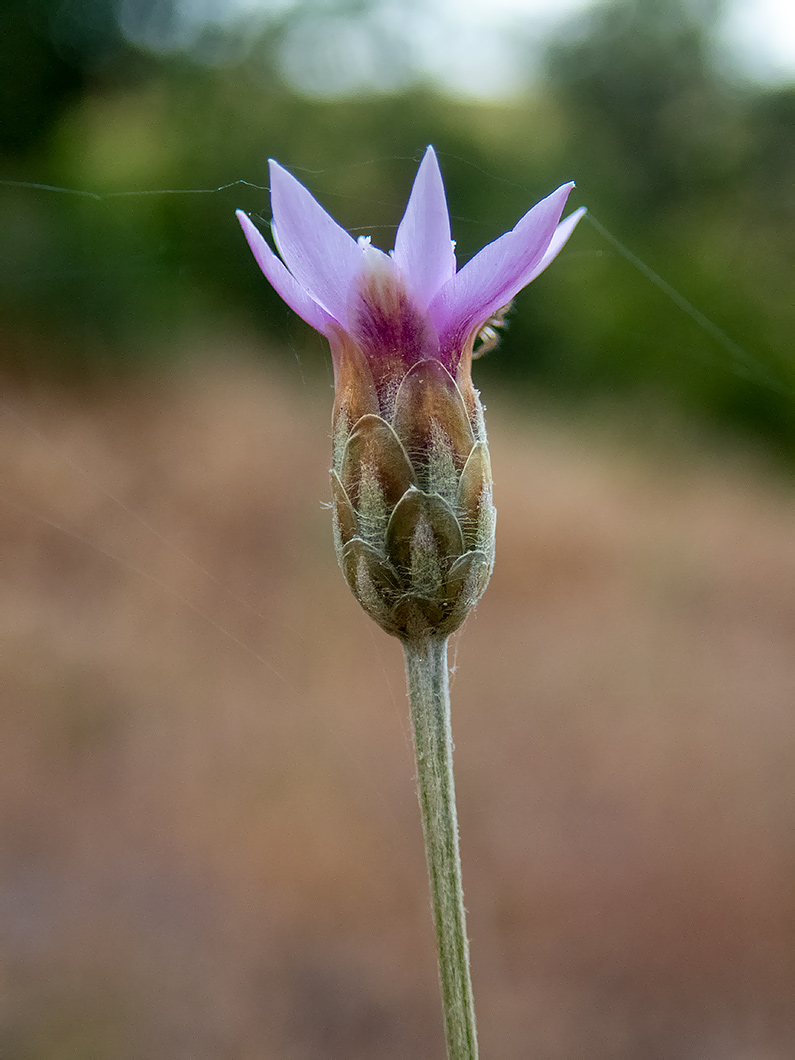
237, 148, 583, 640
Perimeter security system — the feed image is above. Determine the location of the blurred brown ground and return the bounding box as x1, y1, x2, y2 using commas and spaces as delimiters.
1, 354, 794, 1059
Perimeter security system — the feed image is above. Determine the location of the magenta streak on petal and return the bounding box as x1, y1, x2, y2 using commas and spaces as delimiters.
347, 243, 439, 371
236, 210, 336, 334
267, 160, 362, 325
523, 206, 587, 284
392, 146, 456, 307
429, 182, 575, 363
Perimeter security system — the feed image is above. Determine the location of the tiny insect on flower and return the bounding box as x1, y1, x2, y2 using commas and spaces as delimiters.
236, 148, 584, 641
472, 300, 514, 360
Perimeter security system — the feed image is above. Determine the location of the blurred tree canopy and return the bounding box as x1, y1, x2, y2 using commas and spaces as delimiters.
1, 0, 793, 457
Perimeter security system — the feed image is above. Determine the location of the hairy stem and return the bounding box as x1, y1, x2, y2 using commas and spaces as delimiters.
403, 635, 478, 1060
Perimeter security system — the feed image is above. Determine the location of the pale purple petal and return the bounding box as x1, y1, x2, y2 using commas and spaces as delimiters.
430, 182, 575, 359
236, 210, 336, 334
523, 206, 587, 284
392, 146, 456, 306
268, 160, 362, 324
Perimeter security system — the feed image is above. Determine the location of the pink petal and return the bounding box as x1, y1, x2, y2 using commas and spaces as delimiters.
524, 206, 587, 284
392, 146, 456, 306
430, 182, 575, 358
347, 240, 440, 371
268, 160, 362, 324
236, 210, 336, 334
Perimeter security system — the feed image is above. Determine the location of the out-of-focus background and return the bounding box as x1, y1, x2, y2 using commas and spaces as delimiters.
1, 0, 794, 1057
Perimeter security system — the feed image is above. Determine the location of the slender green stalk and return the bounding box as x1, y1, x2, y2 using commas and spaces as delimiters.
403, 635, 478, 1060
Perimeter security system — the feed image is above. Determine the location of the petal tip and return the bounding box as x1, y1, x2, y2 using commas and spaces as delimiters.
421, 144, 441, 173
267, 158, 295, 187
557, 180, 576, 199
267, 158, 288, 180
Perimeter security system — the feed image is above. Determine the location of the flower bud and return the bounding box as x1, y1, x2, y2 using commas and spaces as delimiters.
236, 146, 583, 640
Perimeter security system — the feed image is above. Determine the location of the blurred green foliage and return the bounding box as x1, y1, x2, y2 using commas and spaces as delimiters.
1, 0, 793, 455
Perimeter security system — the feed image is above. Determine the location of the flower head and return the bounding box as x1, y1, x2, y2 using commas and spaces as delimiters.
237, 148, 583, 640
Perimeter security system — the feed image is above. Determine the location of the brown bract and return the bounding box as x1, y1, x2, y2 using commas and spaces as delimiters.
330, 319, 495, 641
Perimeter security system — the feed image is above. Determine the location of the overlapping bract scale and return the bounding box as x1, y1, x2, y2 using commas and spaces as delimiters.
330, 360, 495, 640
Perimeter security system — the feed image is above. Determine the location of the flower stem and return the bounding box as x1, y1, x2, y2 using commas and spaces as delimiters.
402, 635, 479, 1060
